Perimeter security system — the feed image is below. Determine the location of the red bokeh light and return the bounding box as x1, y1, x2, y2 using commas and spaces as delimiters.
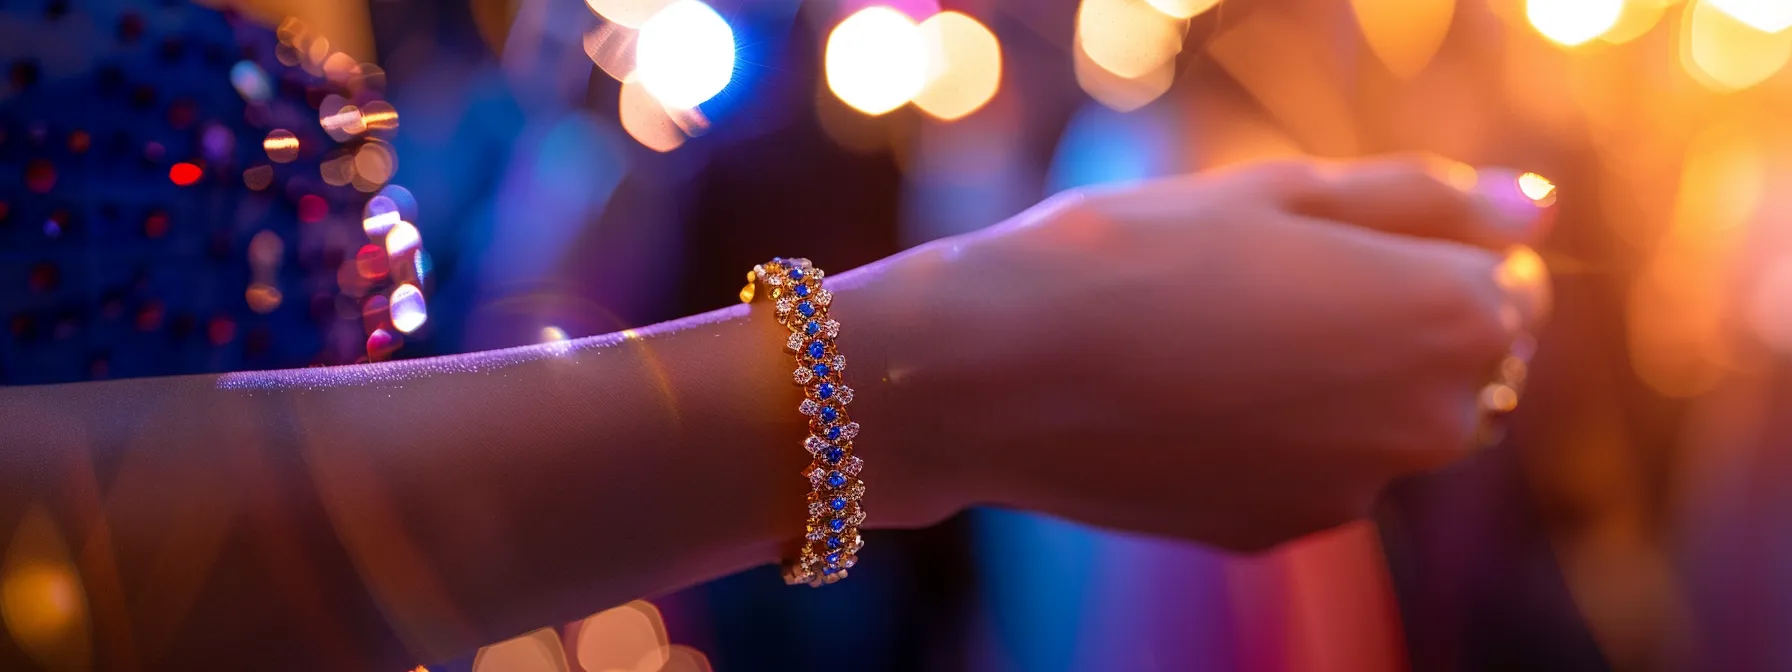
297, 194, 328, 223
169, 162, 203, 186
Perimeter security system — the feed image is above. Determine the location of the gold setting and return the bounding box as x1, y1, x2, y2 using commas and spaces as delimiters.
742, 258, 865, 587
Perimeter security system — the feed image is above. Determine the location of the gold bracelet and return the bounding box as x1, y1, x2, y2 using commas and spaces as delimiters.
741, 258, 865, 587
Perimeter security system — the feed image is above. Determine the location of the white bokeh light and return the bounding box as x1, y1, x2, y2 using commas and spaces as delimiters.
635, 0, 736, 109
390, 284, 428, 334
826, 7, 927, 116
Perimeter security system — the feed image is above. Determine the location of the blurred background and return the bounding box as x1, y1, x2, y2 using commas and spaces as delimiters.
4, 0, 1792, 670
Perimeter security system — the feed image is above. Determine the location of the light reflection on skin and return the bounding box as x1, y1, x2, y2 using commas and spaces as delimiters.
215, 302, 753, 392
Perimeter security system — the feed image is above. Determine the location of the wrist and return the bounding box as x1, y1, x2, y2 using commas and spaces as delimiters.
826, 246, 978, 529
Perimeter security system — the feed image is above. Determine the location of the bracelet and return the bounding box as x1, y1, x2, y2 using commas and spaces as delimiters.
741, 258, 866, 587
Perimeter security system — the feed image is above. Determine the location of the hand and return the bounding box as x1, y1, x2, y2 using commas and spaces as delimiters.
853, 157, 1554, 551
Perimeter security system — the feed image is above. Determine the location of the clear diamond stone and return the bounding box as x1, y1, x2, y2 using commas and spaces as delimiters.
842, 555, 857, 569
786, 333, 803, 351
831, 353, 846, 370
809, 468, 826, 486
811, 268, 825, 280
846, 482, 866, 500
840, 422, 860, 440
793, 367, 814, 384
848, 534, 864, 553
837, 386, 853, 405
798, 399, 819, 416
847, 509, 867, 526
806, 527, 825, 541
843, 456, 863, 475
808, 500, 825, 516
766, 275, 783, 286
805, 436, 827, 454
824, 320, 841, 338
815, 289, 833, 306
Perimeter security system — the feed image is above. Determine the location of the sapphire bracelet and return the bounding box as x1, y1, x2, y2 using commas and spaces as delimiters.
741, 258, 866, 586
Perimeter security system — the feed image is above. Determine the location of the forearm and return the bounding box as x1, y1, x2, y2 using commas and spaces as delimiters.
0, 264, 945, 669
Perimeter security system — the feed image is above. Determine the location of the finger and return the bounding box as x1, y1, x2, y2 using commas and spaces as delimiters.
1283, 156, 1557, 250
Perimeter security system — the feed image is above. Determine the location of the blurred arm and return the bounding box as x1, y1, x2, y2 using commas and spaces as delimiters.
0, 283, 929, 671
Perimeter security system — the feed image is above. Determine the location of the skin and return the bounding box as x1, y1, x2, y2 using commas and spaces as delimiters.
0, 157, 1552, 671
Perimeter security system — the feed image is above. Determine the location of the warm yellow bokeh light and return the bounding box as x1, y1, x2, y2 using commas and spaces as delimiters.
1073, 35, 1175, 112
1684, 0, 1792, 92
1078, 0, 1186, 79
541, 326, 569, 342
2, 508, 90, 672
914, 12, 1003, 121
585, 0, 674, 29
1144, 0, 1222, 19
826, 7, 927, 115
471, 628, 569, 672
1527, 0, 1625, 46
621, 76, 687, 152
1351, 0, 1454, 77
575, 600, 670, 672
1707, 0, 1792, 33
1518, 172, 1558, 203
1601, 0, 1672, 44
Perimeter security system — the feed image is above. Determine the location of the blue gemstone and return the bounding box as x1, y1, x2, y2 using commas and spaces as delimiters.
826, 552, 841, 565
817, 383, 834, 400
807, 340, 826, 359
798, 301, 815, 317
824, 446, 845, 464
819, 407, 838, 423
823, 566, 839, 575
829, 518, 846, 532
812, 363, 830, 378
827, 426, 842, 441
827, 471, 846, 488
789, 267, 805, 281
794, 284, 809, 298
826, 536, 843, 550
830, 497, 847, 511
805, 321, 820, 336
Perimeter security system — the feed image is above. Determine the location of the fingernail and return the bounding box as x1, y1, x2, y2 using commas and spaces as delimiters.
1473, 168, 1557, 241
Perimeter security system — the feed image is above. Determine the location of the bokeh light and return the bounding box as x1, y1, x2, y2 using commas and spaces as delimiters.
634, 0, 736, 109
385, 220, 422, 257
1683, 0, 1792, 92
264, 129, 300, 163
574, 600, 670, 672
541, 326, 569, 342
1707, 0, 1792, 33
246, 283, 283, 314
390, 284, 428, 333
1518, 172, 1558, 204
621, 76, 686, 152
1077, 0, 1186, 80
1527, 0, 1625, 46
168, 162, 203, 187
354, 140, 398, 192
913, 12, 1003, 121
230, 60, 272, 102
586, 0, 675, 29
1074, 35, 1175, 112
1602, 0, 1672, 44
584, 22, 640, 81
2, 508, 90, 672
471, 628, 566, 672
1145, 0, 1222, 19
319, 95, 367, 141
826, 7, 927, 116
360, 101, 399, 132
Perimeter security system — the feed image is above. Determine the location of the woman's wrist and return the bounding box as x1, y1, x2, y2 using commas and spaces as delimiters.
824, 245, 983, 530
